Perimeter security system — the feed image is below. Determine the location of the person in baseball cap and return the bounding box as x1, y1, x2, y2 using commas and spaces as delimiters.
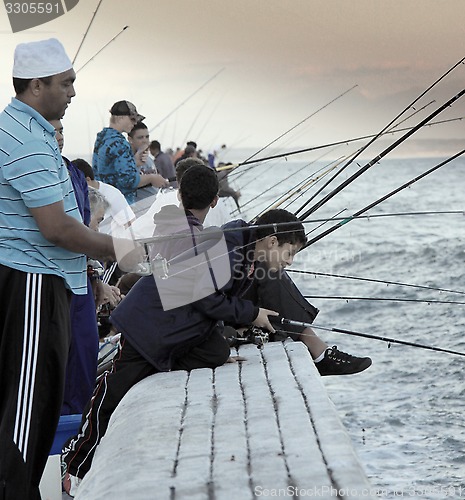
110, 100, 145, 123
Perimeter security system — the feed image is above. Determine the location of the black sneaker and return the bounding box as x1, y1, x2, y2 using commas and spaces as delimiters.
316, 346, 372, 376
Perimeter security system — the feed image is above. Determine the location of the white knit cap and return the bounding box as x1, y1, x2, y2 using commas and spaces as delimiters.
13, 38, 73, 78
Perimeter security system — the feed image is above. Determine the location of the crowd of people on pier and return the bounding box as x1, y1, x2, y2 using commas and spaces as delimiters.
0, 38, 371, 499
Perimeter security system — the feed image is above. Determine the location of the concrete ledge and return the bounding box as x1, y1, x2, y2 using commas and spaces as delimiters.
76, 341, 375, 499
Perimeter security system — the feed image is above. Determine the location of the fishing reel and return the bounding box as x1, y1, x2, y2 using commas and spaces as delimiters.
87, 259, 105, 280
229, 326, 269, 349
151, 253, 169, 279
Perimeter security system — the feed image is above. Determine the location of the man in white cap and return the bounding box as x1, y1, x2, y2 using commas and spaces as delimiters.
0, 38, 117, 499
92, 100, 168, 205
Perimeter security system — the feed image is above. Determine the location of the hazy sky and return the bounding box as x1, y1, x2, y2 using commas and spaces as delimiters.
0, 0, 464, 157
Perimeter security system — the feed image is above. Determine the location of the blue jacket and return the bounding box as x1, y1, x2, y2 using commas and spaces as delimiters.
93, 127, 140, 204
110, 214, 258, 371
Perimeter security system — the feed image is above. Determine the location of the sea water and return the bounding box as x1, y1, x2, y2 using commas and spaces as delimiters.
227, 153, 465, 499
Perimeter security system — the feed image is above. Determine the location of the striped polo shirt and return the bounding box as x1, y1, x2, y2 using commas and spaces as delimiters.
0, 98, 87, 294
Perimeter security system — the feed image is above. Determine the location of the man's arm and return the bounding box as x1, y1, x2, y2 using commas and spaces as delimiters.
30, 200, 115, 261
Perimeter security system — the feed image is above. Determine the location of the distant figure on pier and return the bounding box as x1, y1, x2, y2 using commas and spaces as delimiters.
174, 144, 198, 166
208, 143, 227, 168
150, 139, 177, 188
216, 161, 241, 210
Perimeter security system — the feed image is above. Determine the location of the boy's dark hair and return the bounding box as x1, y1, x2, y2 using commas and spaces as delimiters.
186, 140, 197, 149
72, 158, 95, 180
128, 121, 148, 138
254, 209, 306, 246
175, 157, 206, 184
179, 164, 219, 210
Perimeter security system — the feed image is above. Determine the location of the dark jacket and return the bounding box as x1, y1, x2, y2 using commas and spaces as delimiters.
110, 213, 258, 371
242, 261, 319, 340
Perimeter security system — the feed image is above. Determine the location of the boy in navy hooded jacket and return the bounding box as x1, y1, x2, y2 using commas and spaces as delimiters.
62, 164, 279, 491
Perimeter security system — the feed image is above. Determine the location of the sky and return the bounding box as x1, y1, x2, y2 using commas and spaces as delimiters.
0, 0, 464, 159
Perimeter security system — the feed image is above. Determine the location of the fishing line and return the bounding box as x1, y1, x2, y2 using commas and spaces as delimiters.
191, 92, 225, 146
75, 26, 129, 74
149, 68, 226, 133
279, 319, 465, 357
302, 295, 465, 305
181, 91, 214, 146
287, 269, 465, 296
232, 85, 358, 181
303, 147, 465, 248
236, 152, 343, 217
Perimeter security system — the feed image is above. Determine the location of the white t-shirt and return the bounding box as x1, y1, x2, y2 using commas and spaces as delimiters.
98, 181, 136, 235
129, 189, 235, 240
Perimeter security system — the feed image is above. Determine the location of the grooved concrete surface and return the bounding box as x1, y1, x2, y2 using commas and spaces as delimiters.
75, 341, 375, 499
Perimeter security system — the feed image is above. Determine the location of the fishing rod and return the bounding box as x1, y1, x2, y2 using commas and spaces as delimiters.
231, 85, 358, 182
287, 269, 465, 296
303, 147, 465, 248
75, 25, 129, 74
149, 68, 226, 133
297, 88, 465, 222
228, 108, 460, 174
193, 92, 226, 146
72, 0, 104, 65
180, 92, 213, 146
293, 59, 465, 218
239, 105, 435, 217
301, 210, 465, 238
216, 116, 465, 178
302, 295, 465, 305
303, 210, 464, 223
233, 151, 343, 216
134, 208, 463, 248
279, 319, 465, 357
